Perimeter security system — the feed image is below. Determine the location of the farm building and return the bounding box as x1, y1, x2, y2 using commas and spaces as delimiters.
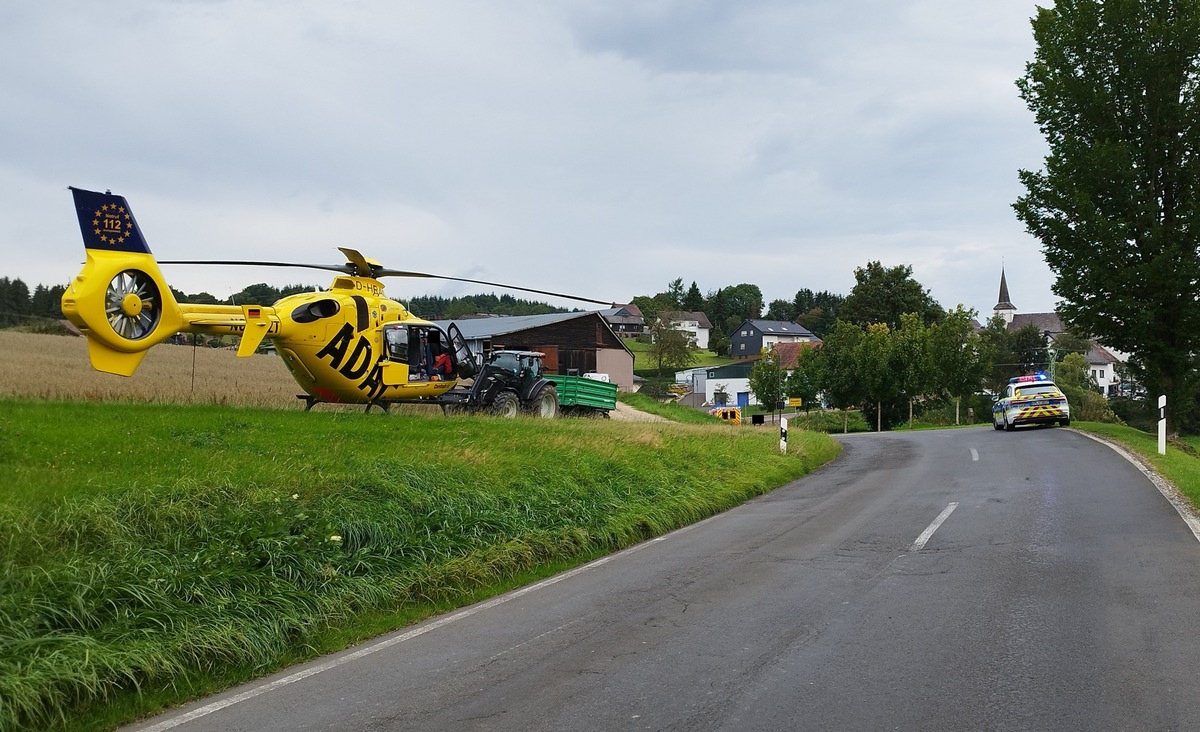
433, 311, 635, 390
699, 361, 756, 408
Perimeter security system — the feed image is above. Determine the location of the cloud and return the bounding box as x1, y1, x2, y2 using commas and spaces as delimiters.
2, 0, 1058, 318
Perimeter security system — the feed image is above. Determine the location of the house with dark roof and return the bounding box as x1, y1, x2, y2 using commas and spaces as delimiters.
729, 319, 820, 359
599, 304, 645, 340
433, 311, 634, 390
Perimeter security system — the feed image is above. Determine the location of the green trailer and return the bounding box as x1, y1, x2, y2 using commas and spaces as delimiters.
547, 373, 618, 416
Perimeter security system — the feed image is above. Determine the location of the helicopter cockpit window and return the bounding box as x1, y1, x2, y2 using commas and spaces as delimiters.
384, 324, 408, 362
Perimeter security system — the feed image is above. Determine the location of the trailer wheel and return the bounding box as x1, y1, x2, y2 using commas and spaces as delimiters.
492, 391, 520, 418
528, 385, 559, 418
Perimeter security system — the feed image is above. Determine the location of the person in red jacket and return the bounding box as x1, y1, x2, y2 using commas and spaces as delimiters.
427, 331, 453, 379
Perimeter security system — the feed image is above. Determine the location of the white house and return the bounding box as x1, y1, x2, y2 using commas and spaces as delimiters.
659, 311, 713, 350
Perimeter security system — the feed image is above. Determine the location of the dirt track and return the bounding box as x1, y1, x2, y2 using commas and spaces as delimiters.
608, 402, 670, 422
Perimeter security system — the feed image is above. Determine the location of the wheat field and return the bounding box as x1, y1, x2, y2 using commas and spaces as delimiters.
0, 331, 310, 408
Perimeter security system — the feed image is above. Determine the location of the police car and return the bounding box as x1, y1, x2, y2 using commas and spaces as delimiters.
992, 373, 1071, 431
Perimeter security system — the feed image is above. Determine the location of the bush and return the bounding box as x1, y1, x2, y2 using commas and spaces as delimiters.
1061, 384, 1121, 423
902, 396, 991, 427
637, 376, 674, 399
793, 409, 871, 433
1109, 396, 1156, 431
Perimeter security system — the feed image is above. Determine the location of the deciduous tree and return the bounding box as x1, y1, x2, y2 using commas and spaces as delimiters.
839, 261, 942, 329
647, 316, 697, 375
893, 313, 932, 428
749, 348, 785, 416
785, 344, 822, 412
930, 305, 990, 424
1014, 0, 1200, 435
819, 320, 865, 412
858, 322, 898, 431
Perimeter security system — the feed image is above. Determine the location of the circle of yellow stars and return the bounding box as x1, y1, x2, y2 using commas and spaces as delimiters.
92, 203, 131, 245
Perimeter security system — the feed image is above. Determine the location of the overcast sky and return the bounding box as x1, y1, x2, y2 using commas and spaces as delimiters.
3, 0, 1058, 319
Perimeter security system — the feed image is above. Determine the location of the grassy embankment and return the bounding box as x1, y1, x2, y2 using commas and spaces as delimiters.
624, 338, 731, 372
1, 332, 841, 732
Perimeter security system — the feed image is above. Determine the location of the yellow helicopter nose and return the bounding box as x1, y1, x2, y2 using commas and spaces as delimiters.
121, 292, 145, 317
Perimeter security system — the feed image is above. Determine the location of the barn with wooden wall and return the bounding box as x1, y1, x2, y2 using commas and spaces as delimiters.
433, 312, 635, 390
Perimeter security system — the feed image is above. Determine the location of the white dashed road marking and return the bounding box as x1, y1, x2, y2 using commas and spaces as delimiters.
910, 502, 959, 552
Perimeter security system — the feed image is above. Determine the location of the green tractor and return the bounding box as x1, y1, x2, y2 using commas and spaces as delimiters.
442, 349, 617, 418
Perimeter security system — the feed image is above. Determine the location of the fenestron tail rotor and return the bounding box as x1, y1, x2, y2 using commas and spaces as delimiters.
104, 269, 162, 340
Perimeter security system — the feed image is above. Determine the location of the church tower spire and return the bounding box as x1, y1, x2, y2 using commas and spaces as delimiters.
994, 268, 1016, 324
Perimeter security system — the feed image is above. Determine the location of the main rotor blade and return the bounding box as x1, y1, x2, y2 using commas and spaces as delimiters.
159, 259, 354, 275
159, 254, 611, 306
373, 268, 611, 306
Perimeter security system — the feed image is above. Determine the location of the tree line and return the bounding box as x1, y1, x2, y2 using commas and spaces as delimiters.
745, 310, 1118, 432
632, 259, 945, 358
632, 260, 1115, 431
749, 309, 1107, 432
0, 276, 570, 326
0, 278, 66, 327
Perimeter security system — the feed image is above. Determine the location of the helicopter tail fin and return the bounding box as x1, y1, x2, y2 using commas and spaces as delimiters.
61, 187, 185, 376
69, 187, 153, 254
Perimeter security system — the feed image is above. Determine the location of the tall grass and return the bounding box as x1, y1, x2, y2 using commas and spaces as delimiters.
0, 331, 303, 408
0, 400, 840, 731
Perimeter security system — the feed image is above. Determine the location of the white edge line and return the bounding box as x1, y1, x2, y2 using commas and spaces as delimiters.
1071, 430, 1200, 544
910, 502, 959, 552
133, 512, 723, 731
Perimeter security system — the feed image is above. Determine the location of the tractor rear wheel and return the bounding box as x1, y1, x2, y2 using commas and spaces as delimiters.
528, 385, 559, 418
492, 391, 520, 418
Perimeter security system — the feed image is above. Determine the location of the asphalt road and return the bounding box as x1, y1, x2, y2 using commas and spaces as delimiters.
127, 426, 1200, 732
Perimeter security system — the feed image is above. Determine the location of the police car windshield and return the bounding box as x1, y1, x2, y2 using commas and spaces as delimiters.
1015, 384, 1058, 396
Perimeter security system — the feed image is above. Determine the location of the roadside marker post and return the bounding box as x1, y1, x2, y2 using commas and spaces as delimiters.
1159, 395, 1167, 455
780, 417, 788, 454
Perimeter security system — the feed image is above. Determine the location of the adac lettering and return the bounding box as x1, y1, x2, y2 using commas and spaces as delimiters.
316, 323, 379, 390
360, 362, 386, 400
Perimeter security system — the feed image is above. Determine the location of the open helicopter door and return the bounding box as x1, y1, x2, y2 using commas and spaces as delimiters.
447, 323, 479, 378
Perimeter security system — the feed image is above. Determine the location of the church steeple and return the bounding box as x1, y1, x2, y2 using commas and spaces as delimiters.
994, 268, 1016, 324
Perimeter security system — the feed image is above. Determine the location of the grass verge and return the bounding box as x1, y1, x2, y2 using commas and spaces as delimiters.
1, 399, 840, 732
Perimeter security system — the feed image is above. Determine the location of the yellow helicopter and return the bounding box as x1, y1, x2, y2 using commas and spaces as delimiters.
61, 187, 609, 410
